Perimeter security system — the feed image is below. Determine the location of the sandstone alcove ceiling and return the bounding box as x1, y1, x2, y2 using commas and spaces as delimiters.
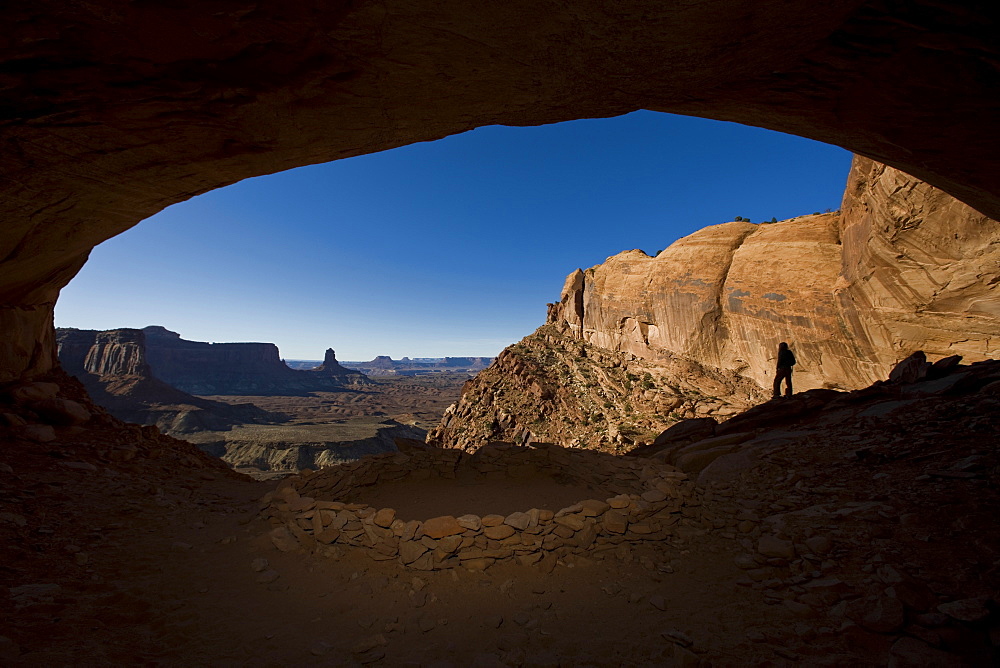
2, 0, 999, 382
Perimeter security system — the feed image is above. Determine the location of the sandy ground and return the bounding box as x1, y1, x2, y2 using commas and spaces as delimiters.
347, 470, 610, 520
1, 443, 806, 667
4, 369, 1000, 666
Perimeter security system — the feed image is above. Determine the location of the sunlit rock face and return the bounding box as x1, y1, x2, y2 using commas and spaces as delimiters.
548, 156, 1000, 393
58, 326, 369, 396
433, 157, 1000, 451
1, 1, 998, 383
551, 215, 856, 392
57, 328, 150, 378
837, 157, 1000, 368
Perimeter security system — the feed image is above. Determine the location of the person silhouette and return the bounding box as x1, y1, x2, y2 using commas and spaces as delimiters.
772, 341, 796, 398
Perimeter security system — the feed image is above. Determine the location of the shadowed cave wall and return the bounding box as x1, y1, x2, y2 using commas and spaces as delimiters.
2, 0, 998, 382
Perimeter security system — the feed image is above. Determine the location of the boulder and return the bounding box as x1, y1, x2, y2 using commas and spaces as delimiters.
654, 418, 717, 447
888, 352, 930, 384
22, 425, 56, 443
889, 637, 962, 667
929, 354, 963, 378
421, 516, 464, 539
31, 398, 91, 426
757, 535, 795, 559
399, 541, 428, 565
269, 526, 301, 552
8, 382, 60, 404
851, 596, 906, 634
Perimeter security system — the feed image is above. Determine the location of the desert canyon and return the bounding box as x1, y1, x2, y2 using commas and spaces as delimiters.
3, 1, 1000, 667
55, 326, 469, 476
431, 156, 1000, 453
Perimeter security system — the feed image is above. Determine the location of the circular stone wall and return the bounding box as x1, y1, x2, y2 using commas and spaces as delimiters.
259, 444, 695, 572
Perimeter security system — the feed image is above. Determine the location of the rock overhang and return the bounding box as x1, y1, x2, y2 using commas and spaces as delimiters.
2, 1, 999, 381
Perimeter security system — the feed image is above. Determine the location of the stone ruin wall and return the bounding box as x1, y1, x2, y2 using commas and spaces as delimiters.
258, 444, 701, 572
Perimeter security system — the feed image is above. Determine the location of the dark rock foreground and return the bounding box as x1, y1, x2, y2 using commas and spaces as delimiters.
1, 356, 998, 665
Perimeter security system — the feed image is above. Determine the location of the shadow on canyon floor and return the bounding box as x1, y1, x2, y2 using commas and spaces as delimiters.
1, 362, 999, 666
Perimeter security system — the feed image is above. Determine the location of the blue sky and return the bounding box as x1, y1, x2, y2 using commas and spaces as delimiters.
55, 110, 852, 360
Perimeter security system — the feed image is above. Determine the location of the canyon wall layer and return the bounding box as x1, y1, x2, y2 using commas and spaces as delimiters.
138, 326, 369, 395
430, 157, 1000, 451
55, 327, 282, 435
60, 326, 369, 396
56, 326, 372, 435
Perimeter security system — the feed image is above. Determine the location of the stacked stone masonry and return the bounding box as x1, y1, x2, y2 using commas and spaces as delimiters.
259, 444, 698, 571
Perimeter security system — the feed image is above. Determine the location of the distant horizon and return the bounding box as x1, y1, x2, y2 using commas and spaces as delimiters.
57, 323, 495, 362
55, 111, 852, 359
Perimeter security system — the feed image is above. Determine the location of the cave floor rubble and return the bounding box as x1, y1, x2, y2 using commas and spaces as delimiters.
2, 373, 1000, 666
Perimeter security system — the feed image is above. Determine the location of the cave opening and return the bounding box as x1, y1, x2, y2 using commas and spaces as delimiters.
4, 3, 1000, 664
54, 110, 852, 364
48, 111, 853, 472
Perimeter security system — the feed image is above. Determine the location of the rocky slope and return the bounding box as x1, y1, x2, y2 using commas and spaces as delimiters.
429, 325, 765, 452
431, 158, 1000, 452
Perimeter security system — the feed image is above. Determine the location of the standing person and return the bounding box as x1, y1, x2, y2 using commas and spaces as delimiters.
772, 341, 796, 398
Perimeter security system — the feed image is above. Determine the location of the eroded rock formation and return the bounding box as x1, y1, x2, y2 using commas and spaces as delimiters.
55, 327, 282, 436
313, 348, 351, 376
341, 355, 494, 377
431, 157, 1000, 451
2, 1, 999, 384
55, 326, 375, 439
836, 158, 1000, 366
139, 326, 368, 395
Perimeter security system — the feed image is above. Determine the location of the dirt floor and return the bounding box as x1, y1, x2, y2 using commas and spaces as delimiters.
0, 458, 784, 667
347, 469, 611, 520
3, 368, 1000, 666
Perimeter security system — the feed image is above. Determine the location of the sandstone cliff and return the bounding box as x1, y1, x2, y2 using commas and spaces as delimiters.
55, 327, 282, 436
141, 326, 369, 395
431, 157, 1000, 452
57, 328, 149, 378
836, 158, 1000, 368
